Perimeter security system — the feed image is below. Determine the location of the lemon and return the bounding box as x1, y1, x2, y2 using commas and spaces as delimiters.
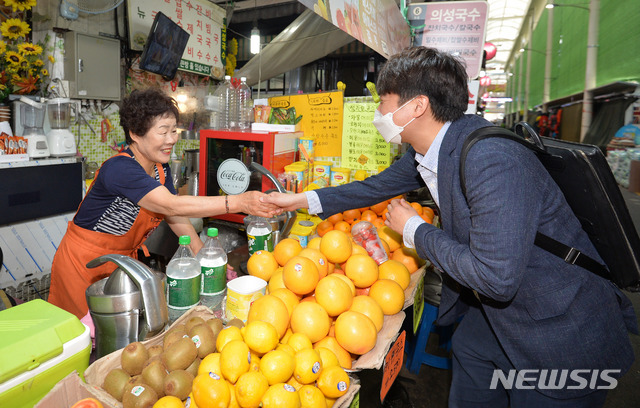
184, 392, 199, 408
294, 348, 323, 384
153, 395, 183, 408
249, 351, 261, 372
276, 342, 296, 357
325, 396, 337, 407
227, 380, 240, 408
261, 383, 301, 408
216, 325, 243, 352
198, 352, 221, 376
281, 328, 294, 344
259, 349, 295, 385
234, 371, 269, 408
316, 365, 349, 399
286, 374, 304, 391
298, 385, 326, 408
220, 339, 251, 384
192, 372, 230, 408
315, 347, 340, 369
287, 332, 313, 353
243, 320, 279, 355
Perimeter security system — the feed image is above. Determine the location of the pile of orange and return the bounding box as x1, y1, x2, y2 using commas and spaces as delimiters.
246, 209, 431, 372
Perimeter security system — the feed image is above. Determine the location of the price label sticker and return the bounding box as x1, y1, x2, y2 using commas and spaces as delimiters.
380, 330, 406, 403
413, 275, 425, 335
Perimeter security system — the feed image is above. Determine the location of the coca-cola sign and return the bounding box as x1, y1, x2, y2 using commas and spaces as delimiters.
217, 158, 250, 195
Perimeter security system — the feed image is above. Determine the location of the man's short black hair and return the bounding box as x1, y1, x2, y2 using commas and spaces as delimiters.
377, 46, 469, 123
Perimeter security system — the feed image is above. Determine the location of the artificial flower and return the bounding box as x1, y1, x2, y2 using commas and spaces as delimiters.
3, 0, 37, 12
0, 18, 30, 40
17, 42, 42, 56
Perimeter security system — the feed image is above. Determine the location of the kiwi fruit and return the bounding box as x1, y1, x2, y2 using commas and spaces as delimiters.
122, 382, 158, 408
143, 353, 162, 369
227, 318, 245, 329
141, 359, 168, 397
189, 323, 216, 358
147, 344, 164, 359
206, 318, 224, 349
184, 316, 207, 333
102, 368, 131, 402
163, 369, 194, 400
162, 336, 198, 371
163, 328, 189, 351
121, 342, 149, 376
185, 356, 201, 377
122, 375, 146, 396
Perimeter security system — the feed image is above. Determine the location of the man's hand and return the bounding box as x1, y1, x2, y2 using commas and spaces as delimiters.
260, 192, 309, 215
238, 190, 280, 218
384, 198, 418, 234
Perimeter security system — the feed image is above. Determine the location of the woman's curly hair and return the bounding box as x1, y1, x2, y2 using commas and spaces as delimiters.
120, 88, 180, 144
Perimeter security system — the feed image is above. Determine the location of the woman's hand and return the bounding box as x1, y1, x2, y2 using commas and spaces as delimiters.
234, 191, 280, 218
384, 198, 418, 234
260, 192, 308, 213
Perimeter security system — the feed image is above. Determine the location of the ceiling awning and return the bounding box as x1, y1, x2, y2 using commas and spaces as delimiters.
236, 9, 354, 86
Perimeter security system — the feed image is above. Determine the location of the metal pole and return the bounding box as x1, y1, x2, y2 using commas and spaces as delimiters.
524, 18, 533, 124
518, 54, 524, 122
580, 0, 599, 141
543, 7, 554, 112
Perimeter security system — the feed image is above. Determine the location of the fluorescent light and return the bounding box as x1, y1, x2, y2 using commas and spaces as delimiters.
250, 27, 260, 54
546, 4, 555, 9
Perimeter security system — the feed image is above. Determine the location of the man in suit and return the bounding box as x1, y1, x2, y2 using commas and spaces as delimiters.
262, 46, 636, 407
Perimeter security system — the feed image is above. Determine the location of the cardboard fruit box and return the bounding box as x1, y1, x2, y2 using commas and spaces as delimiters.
34, 371, 118, 408
84, 306, 360, 407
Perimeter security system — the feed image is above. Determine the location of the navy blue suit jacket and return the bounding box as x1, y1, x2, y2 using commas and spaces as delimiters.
315, 114, 637, 398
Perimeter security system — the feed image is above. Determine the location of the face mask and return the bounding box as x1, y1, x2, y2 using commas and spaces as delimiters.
372, 97, 417, 144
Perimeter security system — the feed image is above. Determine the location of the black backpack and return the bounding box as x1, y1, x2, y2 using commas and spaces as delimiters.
459, 122, 640, 289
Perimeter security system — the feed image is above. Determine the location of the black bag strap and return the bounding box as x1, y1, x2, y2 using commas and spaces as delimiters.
459, 124, 610, 280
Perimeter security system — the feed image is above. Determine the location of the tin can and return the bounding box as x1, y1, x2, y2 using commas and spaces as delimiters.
247, 218, 273, 255
298, 137, 314, 161
330, 167, 351, 186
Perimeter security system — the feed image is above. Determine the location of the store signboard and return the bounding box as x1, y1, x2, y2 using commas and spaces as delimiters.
408, 1, 488, 79
298, 0, 410, 59
127, 0, 226, 78
467, 80, 480, 114
342, 102, 391, 170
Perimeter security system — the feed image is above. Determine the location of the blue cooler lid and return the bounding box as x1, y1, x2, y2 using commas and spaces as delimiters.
0, 299, 86, 383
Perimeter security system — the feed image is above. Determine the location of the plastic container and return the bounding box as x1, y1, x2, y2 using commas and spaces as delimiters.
237, 76, 252, 131
220, 75, 236, 131
0, 300, 91, 408
166, 235, 201, 323
351, 221, 389, 265
330, 167, 351, 186
313, 161, 332, 187
247, 217, 273, 255
284, 162, 308, 192
225, 275, 267, 322
196, 228, 227, 313
206, 81, 228, 129
289, 220, 314, 248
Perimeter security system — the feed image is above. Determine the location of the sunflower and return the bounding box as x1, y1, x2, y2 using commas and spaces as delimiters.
0, 18, 30, 40
18, 42, 43, 56
0, 41, 6, 55
5, 50, 24, 66
41, 68, 48, 76
48, 55, 55, 64
3, 0, 37, 12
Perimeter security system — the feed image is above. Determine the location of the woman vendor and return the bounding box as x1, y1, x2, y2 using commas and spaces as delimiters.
48, 88, 277, 319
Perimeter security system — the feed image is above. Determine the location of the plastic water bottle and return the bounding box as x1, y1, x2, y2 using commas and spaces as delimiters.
166, 235, 201, 323
196, 228, 227, 312
207, 81, 227, 129
218, 75, 235, 131
237, 76, 253, 131
247, 217, 273, 256
225, 76, 238, 130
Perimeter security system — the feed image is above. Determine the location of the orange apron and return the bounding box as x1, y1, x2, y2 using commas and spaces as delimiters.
48, 153, 165, 319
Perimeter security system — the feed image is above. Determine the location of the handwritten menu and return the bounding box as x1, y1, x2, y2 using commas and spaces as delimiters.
299, 0, 410, 59
127, 0, 226, 79
381, 330, 406, 403
342, 102, 391, 170
269, 92, 344, 157
408, 1, 488, 78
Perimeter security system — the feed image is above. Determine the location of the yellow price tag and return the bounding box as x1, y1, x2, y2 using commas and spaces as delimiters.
413, 275, 425, 335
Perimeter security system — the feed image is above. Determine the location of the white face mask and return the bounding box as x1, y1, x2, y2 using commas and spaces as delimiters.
372, 97, 417, 144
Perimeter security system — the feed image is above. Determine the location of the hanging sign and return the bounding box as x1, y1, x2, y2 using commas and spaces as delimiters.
466, 80, 480, 114
380, 330, 406, 403
342, 102, 391, 170
269, 92, 344, 157
408, 1, 489, 79
298, 0, 410, 59
127, 0, 226, 78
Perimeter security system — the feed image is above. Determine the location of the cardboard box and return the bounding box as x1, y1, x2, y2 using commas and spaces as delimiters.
34, 371, 117, 408
0, 300, 92, 408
